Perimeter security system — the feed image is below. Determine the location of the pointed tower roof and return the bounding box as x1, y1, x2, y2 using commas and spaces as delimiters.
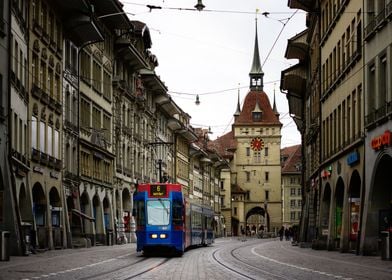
272, 85, 279, 116
249, 18, 264, 91
234, 87, 241, 118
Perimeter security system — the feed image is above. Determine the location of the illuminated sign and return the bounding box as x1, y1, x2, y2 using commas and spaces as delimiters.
150, 185, 167, 197
371, 130, 391, 151
347, 151, 360, 166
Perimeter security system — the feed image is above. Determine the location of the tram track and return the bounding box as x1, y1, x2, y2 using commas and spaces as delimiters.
79, 257, 148, 280
212, 239, 287, 280
123, 257, 171, 279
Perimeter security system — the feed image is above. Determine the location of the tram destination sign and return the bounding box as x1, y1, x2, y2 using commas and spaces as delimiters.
150, 184, 167, 197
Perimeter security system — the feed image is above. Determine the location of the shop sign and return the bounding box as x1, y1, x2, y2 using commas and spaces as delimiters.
371, 130, 391, 151
347, 151, 360, 166
321, 166, 332, 179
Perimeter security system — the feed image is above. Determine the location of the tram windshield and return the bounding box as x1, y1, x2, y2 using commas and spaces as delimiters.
147, 199, 170, 225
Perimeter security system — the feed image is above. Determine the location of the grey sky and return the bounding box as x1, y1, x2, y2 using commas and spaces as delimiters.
122, 0, 305, 147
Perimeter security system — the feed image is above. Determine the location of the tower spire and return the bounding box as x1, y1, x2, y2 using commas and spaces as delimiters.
249, 15, 264, 91
234, 83, 241, 119
273, 83, 279, 117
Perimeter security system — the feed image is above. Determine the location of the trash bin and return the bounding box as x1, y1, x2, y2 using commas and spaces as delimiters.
0, 231, 10, 261
380, 231, 390, 260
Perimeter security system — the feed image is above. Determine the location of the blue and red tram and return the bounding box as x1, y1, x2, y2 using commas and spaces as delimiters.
133, 183, 214, 256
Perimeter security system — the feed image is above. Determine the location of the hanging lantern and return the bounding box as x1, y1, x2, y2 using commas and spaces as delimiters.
195, 94, 200, 105
194, 0, 205, 11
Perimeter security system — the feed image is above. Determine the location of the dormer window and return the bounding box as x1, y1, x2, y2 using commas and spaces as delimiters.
252, 111, 262, 121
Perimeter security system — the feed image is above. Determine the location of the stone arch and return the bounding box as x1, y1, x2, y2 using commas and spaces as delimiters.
320, 183, 332, 234
18, 183, 30, 221
49, 187, 62, 247
32, 182, 47, 249
334, 177, 345, 242
245, 207, 266, 235
366, 153, 392, 253
93, 194, 102, 234
348, 170, 361, 245
80, 191, 93, 236
103, 196, 111, 230
122, 188, 131, 211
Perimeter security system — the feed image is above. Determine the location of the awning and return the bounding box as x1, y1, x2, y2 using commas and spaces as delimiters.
71, 209, 95, 221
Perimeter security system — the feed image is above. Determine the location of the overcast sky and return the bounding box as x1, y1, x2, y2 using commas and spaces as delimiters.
121, 0, 306, 147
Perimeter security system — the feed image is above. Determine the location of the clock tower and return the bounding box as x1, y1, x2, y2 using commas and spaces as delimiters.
211, 18, 282, 236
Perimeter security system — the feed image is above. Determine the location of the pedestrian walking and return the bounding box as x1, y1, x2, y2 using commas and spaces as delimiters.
278, 226, 284, 241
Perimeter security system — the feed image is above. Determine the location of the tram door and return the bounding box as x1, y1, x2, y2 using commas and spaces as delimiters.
202, 215, 207, 245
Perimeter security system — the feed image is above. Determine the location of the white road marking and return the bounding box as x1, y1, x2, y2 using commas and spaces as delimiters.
251, 247, 353, 280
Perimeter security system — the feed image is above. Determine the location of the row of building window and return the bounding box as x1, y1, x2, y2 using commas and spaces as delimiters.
321, 0, 348, 39
240, 127, 277, 136
366, 49, 391, 125
31, 115, 60, 159
290, 211, 301, 221
80, 151, 112, 184
322, 84, 362, 159
290, 187, 302, 196
245, 170, 269, 182
31, 0, 62, 48
31, 53, 61, 101
290, 199, 302, 208
80, 50, 112, 101
321, 11, 361, 94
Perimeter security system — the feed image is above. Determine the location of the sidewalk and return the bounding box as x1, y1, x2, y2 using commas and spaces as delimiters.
0, 243, 137, 270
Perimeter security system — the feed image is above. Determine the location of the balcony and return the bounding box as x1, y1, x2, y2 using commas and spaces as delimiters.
42, 31, 50, 45
366, 101, 392, 129
31, 84, 42, 99
32, 20, 43, 37
388, 1, 392, 19
49, 40, 57, 53
40, 90, 49, 105
124, 167, 132, 177
40, 152, 49, 165
281, 64, 307, 94
284, 29, 309, 61
48, 96, 56, 110
51, 0, 104, 47
375, 8, 387, 29
31, 148, 40, 162
55, 101, 62, 115
48, 156, 56, 168
54, 159, 62, 171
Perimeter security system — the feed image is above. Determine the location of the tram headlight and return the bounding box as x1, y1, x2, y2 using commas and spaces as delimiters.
159, 234, 167, 239
151, 234, 158, 239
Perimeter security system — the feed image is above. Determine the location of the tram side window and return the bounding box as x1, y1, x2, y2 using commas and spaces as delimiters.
207, 216, 213, 230
172, 199, 183, 225
192, 211, 202, 229
135, 201, 145, 226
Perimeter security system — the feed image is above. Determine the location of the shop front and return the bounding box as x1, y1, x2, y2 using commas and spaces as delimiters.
363, 128, 392, 256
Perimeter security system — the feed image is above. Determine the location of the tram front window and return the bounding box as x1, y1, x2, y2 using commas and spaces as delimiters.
147, 199, 170, 225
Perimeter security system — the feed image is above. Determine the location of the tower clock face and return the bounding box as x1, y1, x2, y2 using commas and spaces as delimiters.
250, 137, 264, 151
